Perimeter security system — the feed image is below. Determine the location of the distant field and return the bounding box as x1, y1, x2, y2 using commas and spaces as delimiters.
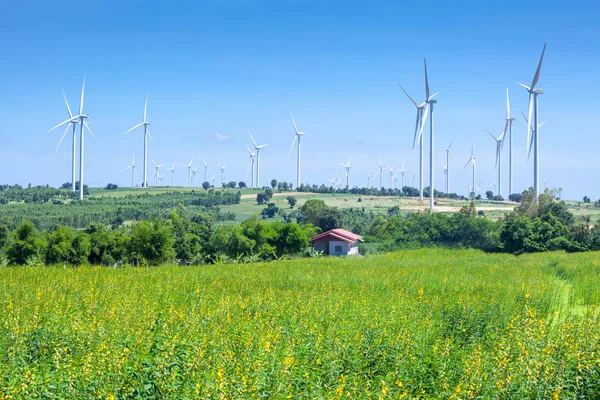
1, 249, 599, 398
86, 186, 598, 224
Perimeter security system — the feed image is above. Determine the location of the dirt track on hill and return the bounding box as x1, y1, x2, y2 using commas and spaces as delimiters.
241, 192, 304, 199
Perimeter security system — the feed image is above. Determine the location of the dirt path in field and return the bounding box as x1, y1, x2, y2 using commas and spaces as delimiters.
241, 191, 304, 199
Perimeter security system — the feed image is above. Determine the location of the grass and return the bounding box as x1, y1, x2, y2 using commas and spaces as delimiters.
1, 249, 599, 398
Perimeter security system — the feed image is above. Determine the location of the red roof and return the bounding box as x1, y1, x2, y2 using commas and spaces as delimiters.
311, 228, 363, 243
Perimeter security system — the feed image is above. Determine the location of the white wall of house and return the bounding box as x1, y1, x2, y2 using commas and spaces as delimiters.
348, 240, 359, 255
328, 240, 348, 255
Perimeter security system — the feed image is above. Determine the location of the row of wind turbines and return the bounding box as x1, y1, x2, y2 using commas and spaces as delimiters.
48, 43, 547, 205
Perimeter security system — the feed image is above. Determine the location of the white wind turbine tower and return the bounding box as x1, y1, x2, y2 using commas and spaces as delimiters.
440, 135, 455, 194
181, 158, 194, 187
202, 158, 210, 184
245, 144, 256, 188
503, 89, 516, 195
339, 157, 352, 188
464, 139, 477, 199
375, 155, 385, 188
48, 75, 97, 200
48, 89, 80, 192
191, 167, 198, 187
248, 131, 268, 188
366, 173, 371, 188
210, 175, 216, 186
151, 159, 163, 187
124, 95, 153, 188
423, 59, 439, 210
388, 166, 394, 188
399, 162, 406, 189
486, 129, 505, 197
122, 154, 136, 188
288, 114, 306, 188
490, 180, 498, 194
168, 163, 175, 186
218, 162, 227, 186
516, 42, 546, 202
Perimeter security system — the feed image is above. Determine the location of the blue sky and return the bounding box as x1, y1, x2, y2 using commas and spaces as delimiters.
0, 0, 599, 199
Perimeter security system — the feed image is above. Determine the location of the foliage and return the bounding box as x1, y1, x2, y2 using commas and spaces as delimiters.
271, 179, 278, 188
105, 183, 118, 190
261, 203, 279, 218
286, 196, 297, 208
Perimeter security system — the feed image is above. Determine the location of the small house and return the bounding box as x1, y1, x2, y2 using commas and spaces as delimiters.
311, 228, 363, 256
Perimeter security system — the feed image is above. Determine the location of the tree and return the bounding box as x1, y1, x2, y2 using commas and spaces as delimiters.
271, 179, 278, 189
238, 181, 247, 189
256, 193, 268, 205
486, 190, 494, 200
583, 196, 591, 204
314, 207, 342, 232
509, 193, 523, 202
105, 183, 118, 190
300, 199, 327, 226
261, 203, 279, 218
129, 220, 174, 265
202, 181, 210, 190
287, 196, 297, 209
227, 181, 236, 189
264, 188, 273, 201
5, 221, 46, 265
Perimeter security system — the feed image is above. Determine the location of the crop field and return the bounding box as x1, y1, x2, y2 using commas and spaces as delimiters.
1, 249, 599, 398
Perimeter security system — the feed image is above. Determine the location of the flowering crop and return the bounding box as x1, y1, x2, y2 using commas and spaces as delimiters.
0, 249, 599, 398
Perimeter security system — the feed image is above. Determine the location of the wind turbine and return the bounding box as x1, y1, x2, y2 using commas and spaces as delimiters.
388, 166, 394, 188
202, 157, 210, 185
516, 42, 546, 202
168, 163, 175, 186
412, 171, 416, 188
248, 131, 268, 188
48, 89, 80, 192
423, 59, 439, 210
181, 158, 194, 187
440, 135, 455, 194
191, 167, 198, 187
218, 162, 226, 186
399, 162, 406, 188
366, 173, 371, 188
486, 129, 505, 197
122, 154, 136, 188
503, 89, 516, 195
288, 114, 306, 189
464, 139, 477, 199
245, 144, 256, 188
151, 159, 163, 187
490, 180, 498, 195
124, 95, 153, 188
375, 155, 385, 188
339, 157, 352, 188
211, 174, 216, 186
48, 75, 97, 200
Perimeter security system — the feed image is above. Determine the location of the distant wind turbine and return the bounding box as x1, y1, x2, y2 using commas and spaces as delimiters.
288, 114, 306, 189
202, 158, 210, 184
503, 89, 516, 195
399, 162, 406, 188
168, 163, 175, 186
48, 89, 80, 192
440, 135, 455, 194
516, 42, 546, 202
181, 158, 194, 187
48, 75, 97, 200
151, 159, 163, 187
375, 155, 385, 188
245, 144, 256, 188
122, 154, 136, 188
124, 95, 153, 188
339, 157, 352, 188
218, 162, 227, 186
464, 139, 477, 199
248, 131, 268, 188
486, 129, 505, 197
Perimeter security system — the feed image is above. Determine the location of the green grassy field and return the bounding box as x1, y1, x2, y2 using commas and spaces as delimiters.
1, 249, 599, 398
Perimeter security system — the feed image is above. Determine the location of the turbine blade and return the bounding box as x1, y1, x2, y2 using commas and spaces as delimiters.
429, 92, 439, 101
147, 127, 155, 143
527, 95, 533, 150
287, 135, 297, 160
424, 58, 430, 101
398, 84, 419, 108
49, 117, 77, 133
464, 159, 471, 169
84, 122, 99, 143
412, 109, 420, 149
448, 134, 456, 149
486, 129, 496, 140
531, 42, 547, 90
79, 74, 86, 115
55, 123, 71, 152
538, 121, 547, 129
248, 130, 258, 147
144, 95, 148, 122
515, 82, 531, 91
62, 89, 73, 118
291, 113, 299, 134
124, 122, 144, 135
419, 103, 430, 138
